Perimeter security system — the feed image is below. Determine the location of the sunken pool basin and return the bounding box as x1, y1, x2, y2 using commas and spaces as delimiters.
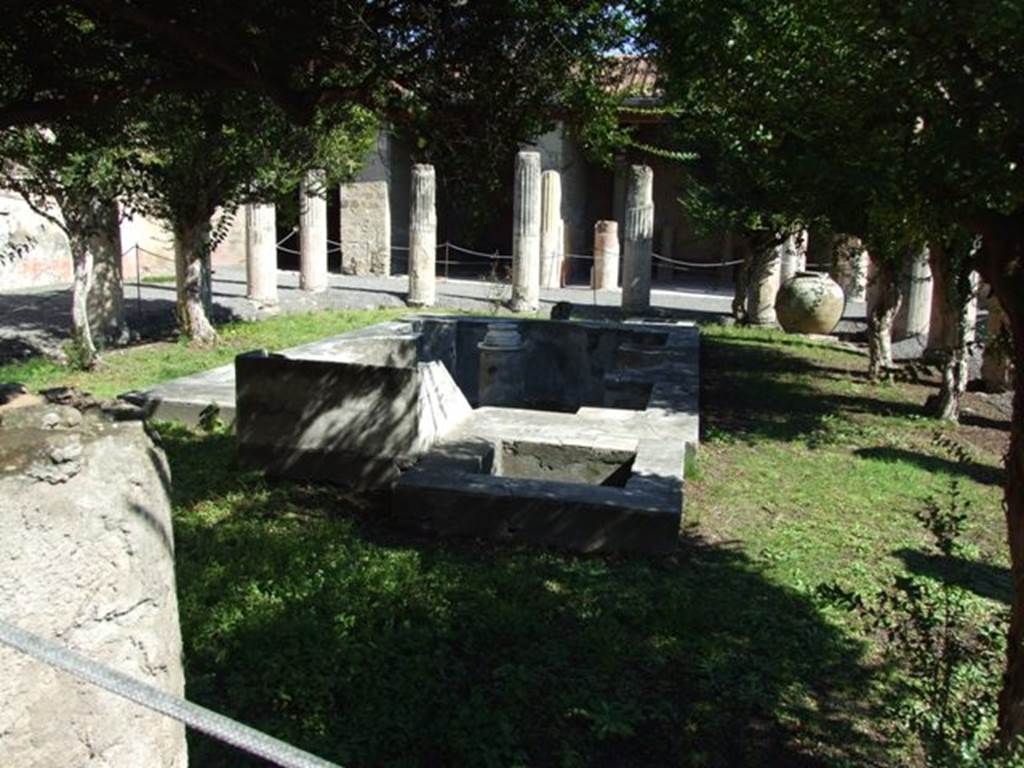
134, 315, 699, 554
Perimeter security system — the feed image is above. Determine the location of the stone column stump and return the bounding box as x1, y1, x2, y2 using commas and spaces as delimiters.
0, 399, 187, 767
593, 220, 620, 289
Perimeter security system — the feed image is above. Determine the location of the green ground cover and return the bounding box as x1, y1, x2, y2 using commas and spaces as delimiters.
1, 312, 1011, 766
0, 308, 409, 398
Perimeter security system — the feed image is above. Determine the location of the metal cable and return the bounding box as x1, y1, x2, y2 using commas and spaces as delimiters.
0, 618, 341, 768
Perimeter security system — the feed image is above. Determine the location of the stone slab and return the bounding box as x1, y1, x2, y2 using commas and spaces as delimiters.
340, 180, 391, 276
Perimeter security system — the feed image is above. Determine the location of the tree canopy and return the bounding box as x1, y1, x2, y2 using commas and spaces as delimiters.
644, 0, 1024, 746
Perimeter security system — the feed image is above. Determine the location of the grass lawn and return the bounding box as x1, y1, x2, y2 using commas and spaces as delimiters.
1, 311, 1012, 766
0, 307, 411, 398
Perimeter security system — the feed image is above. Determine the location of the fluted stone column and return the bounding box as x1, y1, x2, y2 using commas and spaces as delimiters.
593, 221, 619, 289
299, 169, 329, 293
539, 170, 563, 289
656, 226, 675, 282
621, 165, 654, 312
408, 164, 437, 307
893, 247, 933, 341
245, 203, 278, 305
779, 230, 808, 284
511, 151, 541, 312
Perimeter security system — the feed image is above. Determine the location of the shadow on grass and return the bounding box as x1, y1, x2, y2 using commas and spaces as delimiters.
960, 411, 1012, 432
853, 446, 1005, 487
701, 333, 924, 444
160, 425, 884, 768
895, 548, 1012, 606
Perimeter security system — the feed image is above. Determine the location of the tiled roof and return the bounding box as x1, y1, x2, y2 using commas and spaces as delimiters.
603, 56, 661, 101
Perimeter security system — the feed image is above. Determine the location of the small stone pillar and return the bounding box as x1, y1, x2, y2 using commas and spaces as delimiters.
893, 247, 933, 341
593, 220, 619, 289
408, 164, 437, 307
245, 202, 278, 305
511, 151, 541, 312
478, 323, 526, 406
299, 169, 329, 293
746, 248, 782, 325
621, 165, 654, 312
539, 170, 563, 289
779, 230, 808, 284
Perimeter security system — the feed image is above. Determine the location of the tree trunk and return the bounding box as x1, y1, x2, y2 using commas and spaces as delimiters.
998, 304, 1024, 745
66, 233, 97, 369
974, 219, 1024, 748
935, 334, 968, 422
85, 199, 126, 346
866, 257, 902, 381
929, 246, 977, 422
732, 246, 750, 322
173, 218, 217, 344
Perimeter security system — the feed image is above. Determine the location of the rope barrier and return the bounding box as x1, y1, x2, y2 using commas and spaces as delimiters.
0, 618, 341, 768
443, 242, 512, 260
122, 244, 177, 263
652, 252, 745, 269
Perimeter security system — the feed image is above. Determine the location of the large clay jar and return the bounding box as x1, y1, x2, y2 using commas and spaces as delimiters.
775, 271, 846, 334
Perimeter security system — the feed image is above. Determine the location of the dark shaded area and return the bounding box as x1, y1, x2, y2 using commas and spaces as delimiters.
854, 446, 1005, 487
960, 411, 1013, 432
159, 423, 885, 768
0, 285, 242, 363
895, 547, 1012, 606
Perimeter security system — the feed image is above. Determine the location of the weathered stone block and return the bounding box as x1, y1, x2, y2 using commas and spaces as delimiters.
236, 352, 470, 488
340, 181, 391, 277
0, 401, 186, 768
